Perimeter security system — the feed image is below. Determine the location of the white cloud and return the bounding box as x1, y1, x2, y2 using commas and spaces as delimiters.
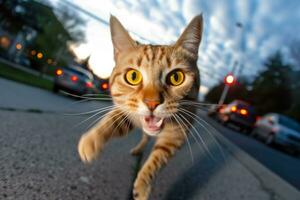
52, 0, 300, 92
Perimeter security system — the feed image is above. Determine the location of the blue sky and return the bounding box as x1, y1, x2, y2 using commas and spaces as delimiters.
50, 0, 300, 95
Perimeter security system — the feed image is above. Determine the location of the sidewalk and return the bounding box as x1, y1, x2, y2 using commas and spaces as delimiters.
0, 57, 53, 81
147, 123, 300, 200
0, 78, 107, 113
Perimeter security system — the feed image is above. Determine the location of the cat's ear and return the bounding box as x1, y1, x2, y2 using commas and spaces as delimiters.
175, 14, 203, 58
110, 15, 136, 60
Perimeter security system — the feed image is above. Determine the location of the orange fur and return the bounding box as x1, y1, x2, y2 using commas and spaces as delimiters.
78, 14, 203, 200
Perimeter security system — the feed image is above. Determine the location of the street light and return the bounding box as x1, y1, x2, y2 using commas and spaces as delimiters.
15, 43, 22, 50
218, 61, 238, 106
0, 36, 10, 48
37, 52, 43, 59
217, 22, 243, 106
224, 74, 235, 85
31, 50, 36, 56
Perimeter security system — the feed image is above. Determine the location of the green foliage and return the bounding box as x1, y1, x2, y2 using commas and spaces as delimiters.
54, 2, 86, 43
0, 62, 53, 91
204, 83, 224, 103
0, 0, 86, 74
250, 52, 293, 115
205, 51, 300, 122
285, 71, 300, 122
205, 77, 250, 104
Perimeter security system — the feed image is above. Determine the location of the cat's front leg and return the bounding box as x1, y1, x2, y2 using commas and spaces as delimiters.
133, 126, 185, 200
78, 108, 132, 163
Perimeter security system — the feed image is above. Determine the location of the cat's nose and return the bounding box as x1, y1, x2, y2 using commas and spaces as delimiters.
143, 98, 160, 111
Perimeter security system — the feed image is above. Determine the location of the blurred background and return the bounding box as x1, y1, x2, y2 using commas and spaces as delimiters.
0, 0, 300, 199
1, 0, 299, 120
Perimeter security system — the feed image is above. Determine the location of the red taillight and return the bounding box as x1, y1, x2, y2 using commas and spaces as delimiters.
86, 82, 93, 88
101, 82, 108, 90
231, 106, 237, 112
56, 69, 63, 76
240, 109, 248, 115
256, 116, 261, 122
71, 75, 78, 82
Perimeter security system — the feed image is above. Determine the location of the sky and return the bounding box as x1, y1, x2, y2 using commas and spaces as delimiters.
50, 0, 300, 96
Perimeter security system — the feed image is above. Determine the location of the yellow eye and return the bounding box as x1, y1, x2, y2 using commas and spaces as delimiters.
125, 69, 142, 85
168, 70, 185, 86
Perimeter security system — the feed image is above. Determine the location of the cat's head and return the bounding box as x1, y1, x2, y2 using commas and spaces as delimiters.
109, 15, 203, 136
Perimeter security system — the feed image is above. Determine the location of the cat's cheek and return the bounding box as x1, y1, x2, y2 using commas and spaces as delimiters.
128, 114, 143, 128
170, 82, 194, 99
153, 105, 168, 118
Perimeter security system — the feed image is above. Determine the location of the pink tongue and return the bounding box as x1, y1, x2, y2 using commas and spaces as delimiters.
145, 116, 160, 127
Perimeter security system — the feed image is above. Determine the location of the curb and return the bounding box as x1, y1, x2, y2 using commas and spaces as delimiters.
0, 58, 54, 81
214, 125, 300, 200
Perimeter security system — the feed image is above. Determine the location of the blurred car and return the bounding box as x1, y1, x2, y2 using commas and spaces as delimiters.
207, 104, 226, 117
53, 66, 95, 95
217, 100, 257, 133
252, 113, 300, 154
14, 55, 31, 67
95, 78, 110, 95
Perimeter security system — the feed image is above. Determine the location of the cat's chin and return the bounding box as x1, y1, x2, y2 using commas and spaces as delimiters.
142, 115, 164, 136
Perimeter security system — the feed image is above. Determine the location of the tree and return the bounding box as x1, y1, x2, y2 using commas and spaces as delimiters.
290, 39, 300, 70
285, 70, 300, 122
54, 1, 86, 43
205, 77, 250, 104
288, 40, 300, 121
0, 0, 86, 75
80, 55, 91, 70
250, 51, 293, 115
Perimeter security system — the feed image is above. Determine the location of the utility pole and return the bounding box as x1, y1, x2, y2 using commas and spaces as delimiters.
218, 61, 238, 106
217, 22, 243, 106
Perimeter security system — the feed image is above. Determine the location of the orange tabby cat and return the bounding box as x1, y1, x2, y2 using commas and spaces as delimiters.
78, 14, 203, 200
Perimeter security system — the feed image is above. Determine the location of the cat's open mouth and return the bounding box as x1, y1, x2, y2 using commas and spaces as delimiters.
142, 115, 164, 136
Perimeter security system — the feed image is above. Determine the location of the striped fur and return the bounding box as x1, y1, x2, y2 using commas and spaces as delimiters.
78, 14, 203, 200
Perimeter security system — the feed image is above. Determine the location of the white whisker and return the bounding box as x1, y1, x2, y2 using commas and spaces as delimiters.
85, 109, 118, 131
179, 107, 226, 162
177, 110, 217, 161
61, 91, 112, 101
73, 105, 120, 128
64, 105, 116, 116
82, 93, 112, 98
108, 109, 130, 139
180, 100, 221, 106
172, 114, 194, 164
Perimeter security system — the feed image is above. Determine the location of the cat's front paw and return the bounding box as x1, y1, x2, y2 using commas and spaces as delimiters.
78, 131, 103, 163
133, 178, 151, 200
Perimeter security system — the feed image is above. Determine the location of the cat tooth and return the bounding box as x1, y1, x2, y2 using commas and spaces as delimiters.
155, 118, 164, 127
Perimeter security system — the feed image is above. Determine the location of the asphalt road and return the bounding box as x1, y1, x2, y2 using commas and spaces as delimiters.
0, 78, 298, 199
0, 109, 278, 200
0, 78, 108, 113
200, 113, 300, 190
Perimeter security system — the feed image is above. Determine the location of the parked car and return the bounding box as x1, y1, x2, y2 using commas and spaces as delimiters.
53, 66, 95, 95
14, 55, 31, 67
94, 78, 110, 95
251, 113, 300, 154
217, 100, 257, 133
